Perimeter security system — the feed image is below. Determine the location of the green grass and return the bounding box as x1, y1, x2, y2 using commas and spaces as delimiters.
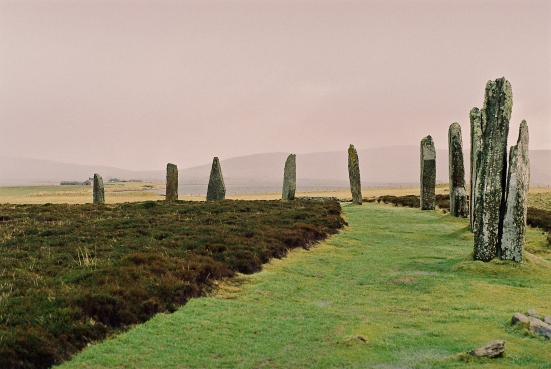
59, 203, 551, 368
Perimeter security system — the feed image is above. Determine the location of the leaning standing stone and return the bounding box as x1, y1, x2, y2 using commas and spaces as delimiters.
473, 77, 512, 261
448, 123, 468, 217
420, 136, 436, 210
93, 173, 104, 205
469, 107, 482, 229
206, 157, 226, 201
282, 154, 296, 201
501, 121, 530, 261
348, 144, 362, 205
166, 163, 178, 201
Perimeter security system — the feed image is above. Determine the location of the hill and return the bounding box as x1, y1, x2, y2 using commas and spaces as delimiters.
1, 147, 549, 186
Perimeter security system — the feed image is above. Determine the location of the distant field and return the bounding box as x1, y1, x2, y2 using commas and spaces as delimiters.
2, 183, 550, 212
0, 183, 452, 204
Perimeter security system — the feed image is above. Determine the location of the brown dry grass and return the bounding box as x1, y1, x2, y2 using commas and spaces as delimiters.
1, 182, 550, 205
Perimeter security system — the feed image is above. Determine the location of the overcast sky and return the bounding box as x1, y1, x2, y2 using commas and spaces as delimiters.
1, 0, 549, 171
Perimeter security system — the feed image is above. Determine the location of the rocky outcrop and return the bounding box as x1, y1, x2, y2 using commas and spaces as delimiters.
448, 123, 468, 217
93, 173, 104, 205
473, 77, 512, 261
469, 108, 483, 230
501, 121, 530, 261
468, 340, 505, 358
166, 163, 178, 201
420, 136, 436, 210
282, 154, 296, 201
512, 311, 551, 339
348, 145, 362, 205
206, 157, 226, 201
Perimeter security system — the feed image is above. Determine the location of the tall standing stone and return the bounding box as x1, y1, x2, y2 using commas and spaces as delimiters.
206, 157, 226, 201
469, 107, 483, 230
347, 144, 362, 205
282, 154, 296, 201
420, 136, 436, 210
473, 77, 512, 261
501, 121, 530, 261
166, 163, 178, 201
448, 123, 468, 217
93, 173, 104, 205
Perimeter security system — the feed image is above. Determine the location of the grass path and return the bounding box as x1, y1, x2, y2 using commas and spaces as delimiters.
59, 203, 551, 368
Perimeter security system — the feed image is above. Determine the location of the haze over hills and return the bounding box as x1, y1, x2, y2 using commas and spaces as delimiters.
1, 146, 549, 187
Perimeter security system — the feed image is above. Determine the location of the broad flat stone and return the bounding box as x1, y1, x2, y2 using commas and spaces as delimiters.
448, 123, 468, 217
348, 144, 362, 205
93, 173, 104, 205
420, 136, 436, 210
528, 318, 551, 339
473, 77, 512, 261
206, 157, 226, 201
166, 163, 178, 201
282, 154, 296, 201
512, 312, 530, 325
501, 121, 530, 262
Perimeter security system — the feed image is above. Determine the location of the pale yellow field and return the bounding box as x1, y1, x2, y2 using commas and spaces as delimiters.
1, 182, 550, 206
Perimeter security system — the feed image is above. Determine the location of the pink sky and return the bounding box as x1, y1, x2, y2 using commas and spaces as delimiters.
1, 0, 549, 171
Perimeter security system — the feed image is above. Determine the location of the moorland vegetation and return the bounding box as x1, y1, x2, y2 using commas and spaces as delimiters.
0, 199, 345, 369
59, 202, 551, 368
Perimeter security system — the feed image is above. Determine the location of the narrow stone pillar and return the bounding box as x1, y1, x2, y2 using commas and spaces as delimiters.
166, 163, 178, 201
473, 77, 512, 261
348, 144, 362, 205
469, 107, 482, 230
93, 173, 104, 205
420, 136, 436, 210
501, 121, 530, 261
282, 154, 296, 201
206, 157, 226, 201
448, 123, 468, 217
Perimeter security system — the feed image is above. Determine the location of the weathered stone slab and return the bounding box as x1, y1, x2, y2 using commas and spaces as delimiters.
512, 312, 530, 325
529, 318, 551, 339
473, 77, 512, 261
448, 123, 468, 217
348, 144, 362, 205
501, 121, 530, 262
420, 136, 436, 210
206, 157, 226, 201
166, 163, 178, 201
468, 340, 505, 358
282, 154, 296, 201
470, 108, 483, 230
295, 196, 338, 201
93, 173, 104, 205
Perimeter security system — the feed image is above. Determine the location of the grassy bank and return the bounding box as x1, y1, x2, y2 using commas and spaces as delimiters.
59, 203, 551, 368
0, 200, 345, 369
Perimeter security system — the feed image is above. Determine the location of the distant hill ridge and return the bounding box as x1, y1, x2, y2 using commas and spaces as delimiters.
1, 146, 549, 186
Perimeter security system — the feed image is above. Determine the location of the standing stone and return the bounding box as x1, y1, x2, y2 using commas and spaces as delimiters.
282, 154, 296, 201
501, 121, 530, 261
166, 163, 178, 201
473, 77, 512, 261
420, 136, 436, 210
469, 107, 483, 230
347, 144, 362, 205
206, 157, 226, 201
93, 173, 104, 205
448, 123, 468, 217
